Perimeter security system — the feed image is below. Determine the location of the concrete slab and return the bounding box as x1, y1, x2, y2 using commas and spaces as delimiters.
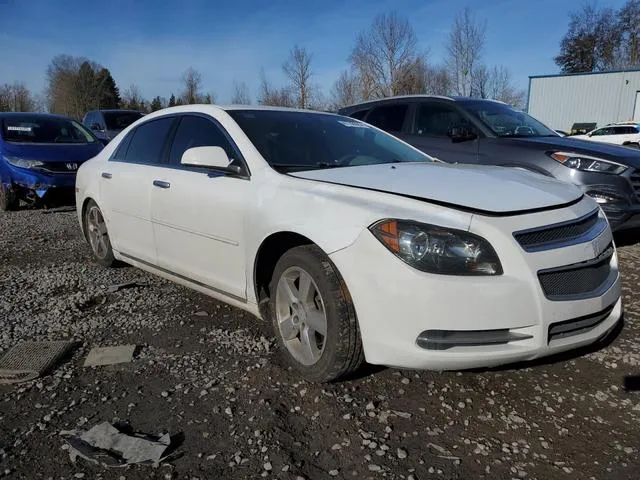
83, 345, 136, 367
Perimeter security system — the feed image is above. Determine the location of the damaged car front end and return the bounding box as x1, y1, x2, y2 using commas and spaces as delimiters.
0, 113, 103, 210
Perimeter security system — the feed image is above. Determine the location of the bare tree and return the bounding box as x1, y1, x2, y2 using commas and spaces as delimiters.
122, 84, 146, 111
181, 67, 203, 104
0, 82, 36, 112
330, 70, 361, 109
282, 45, 313, 108
446, 7, 486, 96
257, 69, 294, 107
231, 80, 251, 104
422, 64, 453, 96
619, 0, 640, 67
472, 65, 525, 108
349, 12, 425, 98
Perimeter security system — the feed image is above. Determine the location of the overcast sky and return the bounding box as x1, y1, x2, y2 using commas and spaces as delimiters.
0, 0, 632, 103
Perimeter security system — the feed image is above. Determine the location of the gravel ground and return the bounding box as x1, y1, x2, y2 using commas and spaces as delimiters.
0, 207, 639, 480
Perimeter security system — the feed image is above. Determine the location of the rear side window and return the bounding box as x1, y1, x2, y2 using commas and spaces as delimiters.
414, 103, 470, 137
349, 109, 370, 120
168, 115, 236, 166
123, 117, 175, 165
365, 104, 409, 132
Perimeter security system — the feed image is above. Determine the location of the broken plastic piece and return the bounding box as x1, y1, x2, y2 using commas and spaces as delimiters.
61, 422, 174, 467
83, 345, 136, 367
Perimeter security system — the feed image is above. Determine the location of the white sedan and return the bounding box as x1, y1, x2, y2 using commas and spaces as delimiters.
75, 105, 622, 382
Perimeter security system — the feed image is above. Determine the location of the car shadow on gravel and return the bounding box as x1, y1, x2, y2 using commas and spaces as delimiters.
467, 316, 625, 374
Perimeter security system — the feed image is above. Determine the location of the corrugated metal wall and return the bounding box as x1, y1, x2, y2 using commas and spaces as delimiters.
527, 70, 640, 131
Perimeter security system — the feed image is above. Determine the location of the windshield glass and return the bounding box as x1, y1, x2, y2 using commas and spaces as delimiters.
227, 110, 432, 172
461, 101, 558, 138
1, 115, 97, 144
103, 111, 144, 130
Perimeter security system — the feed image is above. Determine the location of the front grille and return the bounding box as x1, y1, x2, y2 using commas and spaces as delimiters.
37, 162, 80, 173
513, 209, 604, 252
538, 244, 615, 300
548, 303, 615, 343
630, 170, 640, 199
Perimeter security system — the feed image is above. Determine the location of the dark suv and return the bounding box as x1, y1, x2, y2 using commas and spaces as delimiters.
339, 96, 640, 231
82, 109, 145, 143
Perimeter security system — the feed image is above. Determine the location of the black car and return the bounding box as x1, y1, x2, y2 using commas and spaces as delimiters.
82, 109, 145, 143
339, 96, 640, 231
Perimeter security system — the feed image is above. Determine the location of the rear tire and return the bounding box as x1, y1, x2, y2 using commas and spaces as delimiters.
0, 184, 18, 211
83, 200, 116, 267
269, 245, 364, 382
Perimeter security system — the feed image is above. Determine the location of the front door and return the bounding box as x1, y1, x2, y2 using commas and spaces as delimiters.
150, 114, 250, 300
99, 116, 176, 264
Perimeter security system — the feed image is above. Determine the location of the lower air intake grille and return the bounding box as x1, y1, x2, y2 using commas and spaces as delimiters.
538, 244, 615, 300
548, 303, 615, 343
630, 170, 640, 199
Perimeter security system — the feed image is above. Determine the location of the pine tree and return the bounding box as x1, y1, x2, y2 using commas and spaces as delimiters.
203, 93, 212, 104
168, 93, 176, 107
95, 68, 120, 108
150, 96, 163, 112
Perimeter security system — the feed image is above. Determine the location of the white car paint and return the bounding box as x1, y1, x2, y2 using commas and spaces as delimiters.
573, 123, 640, 147
75, 105, 622, 372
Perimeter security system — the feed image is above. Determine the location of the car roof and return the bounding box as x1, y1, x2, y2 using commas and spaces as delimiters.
90, 109, 143, 113
0, 112, 72, 121
337, 95, 508, 112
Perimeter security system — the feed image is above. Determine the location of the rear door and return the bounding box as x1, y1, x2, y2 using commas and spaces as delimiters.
99, 116, 177, 264
402, 101, 480, 164
362, 103, 411, 139
150, 113, 251, 300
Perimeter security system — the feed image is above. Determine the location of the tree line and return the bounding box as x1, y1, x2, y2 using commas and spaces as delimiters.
3, 3, 637, 117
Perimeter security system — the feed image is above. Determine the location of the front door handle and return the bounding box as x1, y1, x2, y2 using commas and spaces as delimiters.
101, 172, 112, 179
153, 180, 170, 189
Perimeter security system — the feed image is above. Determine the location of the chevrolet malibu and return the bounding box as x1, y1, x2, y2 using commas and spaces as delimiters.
75, 105, 622, 382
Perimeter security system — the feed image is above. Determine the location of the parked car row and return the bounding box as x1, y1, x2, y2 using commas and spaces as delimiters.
0, 99, 629, 382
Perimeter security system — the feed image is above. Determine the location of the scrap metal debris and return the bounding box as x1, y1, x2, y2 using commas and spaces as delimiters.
60, 422, 174, 467
83, 345, 136, 367
0, 341, 75, 384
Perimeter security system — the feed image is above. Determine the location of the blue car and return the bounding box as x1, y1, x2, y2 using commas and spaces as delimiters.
0, 113, 104, 210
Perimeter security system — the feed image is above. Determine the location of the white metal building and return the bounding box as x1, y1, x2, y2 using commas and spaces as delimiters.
526, 69, 640, 132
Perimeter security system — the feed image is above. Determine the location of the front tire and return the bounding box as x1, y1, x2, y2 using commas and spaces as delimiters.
269, 245, 364, 382
0, 184, 18, 211
83, 200, 116, 267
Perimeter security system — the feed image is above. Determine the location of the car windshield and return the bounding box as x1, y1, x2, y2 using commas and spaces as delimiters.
103, 111, 144, 130
1, 115, 97, 144
461, 101, 558, 138
227, 109, 432, 172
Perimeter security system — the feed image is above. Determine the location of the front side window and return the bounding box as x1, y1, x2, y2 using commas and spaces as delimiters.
124, 117, 175, 165
365, 104, 409, 132
461, 100, 557, 138
227, 110, 432, 173
169, 115, 235, 166
104, 111, 144, 130
414, 103, 470, 137
1, 115, 97, 144
592, 128, 612, 136
349, 109, 370, 121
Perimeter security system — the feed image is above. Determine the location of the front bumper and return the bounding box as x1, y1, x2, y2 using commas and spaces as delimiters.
1, 162, 77, 197
329, 198, 622, 371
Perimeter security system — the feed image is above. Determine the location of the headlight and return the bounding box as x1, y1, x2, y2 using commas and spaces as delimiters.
550, 152, 627, 175
3, 155, 44, 169
370, 219, 503, 276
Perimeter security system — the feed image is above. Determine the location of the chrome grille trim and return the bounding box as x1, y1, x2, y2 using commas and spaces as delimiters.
513, 208, 606, 252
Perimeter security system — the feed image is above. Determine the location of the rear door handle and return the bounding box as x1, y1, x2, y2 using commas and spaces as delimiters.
101, 172, 112, 179
153, 180, 170, 189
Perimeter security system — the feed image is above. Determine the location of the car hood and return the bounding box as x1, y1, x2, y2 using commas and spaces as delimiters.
289, 162, 583, 215
2, 142, 103, 162
503, 136, 640, 168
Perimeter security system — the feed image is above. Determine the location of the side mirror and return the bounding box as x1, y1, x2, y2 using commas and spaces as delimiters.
181, 146, 242, 175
